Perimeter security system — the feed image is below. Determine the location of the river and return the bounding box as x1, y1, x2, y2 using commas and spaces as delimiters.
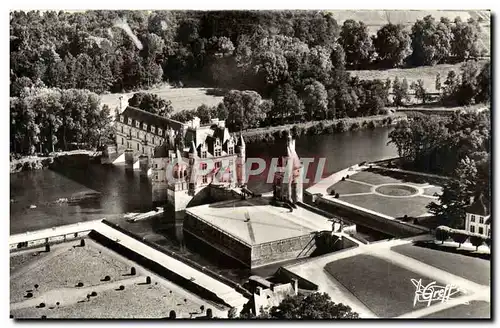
10, 127, 397, 235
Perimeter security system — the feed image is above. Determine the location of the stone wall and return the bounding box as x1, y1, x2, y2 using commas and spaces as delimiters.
251, 233, 317, 268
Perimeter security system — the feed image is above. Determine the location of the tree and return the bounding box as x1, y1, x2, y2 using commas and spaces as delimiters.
451, 17, 485, 61
435, 73, 441, 93
302, 80, 328, 120
410, 15, 452, 66
224, 90, 264, 131
450, 230, 469, 248
373, 23, 411, 67
339, 20, 374, 68
470, 235, 484, 251
128, 92, 173, 116
475, 61, 491, 103
435, 226, 450, 244
267, 292, 359, 319
410, 79, 428, 104
393, 77, 410, 107
272, 83, 304, 124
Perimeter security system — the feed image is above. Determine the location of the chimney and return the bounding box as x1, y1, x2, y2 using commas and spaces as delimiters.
256, 286, 263, 296
292, 278, 298, 295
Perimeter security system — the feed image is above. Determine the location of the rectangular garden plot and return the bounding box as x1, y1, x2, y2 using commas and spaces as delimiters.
391, 244, 490, 286
324, 254, 449, 318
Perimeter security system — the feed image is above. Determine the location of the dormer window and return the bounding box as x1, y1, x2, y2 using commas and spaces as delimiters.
228, 146, 234, 155
120, 115, 124, 123
479, 217, 484, 224
135, 120, 140, 128
216, 138, 221, 146
151, 126, 156, 134
128, 118, 132, 125
471, 215, 476, 222
214, 148, 222, 157
201, 150, 207, 159
143, 123, 148, 130
158, 128, 163, 136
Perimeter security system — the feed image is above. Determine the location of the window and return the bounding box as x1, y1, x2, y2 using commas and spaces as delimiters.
155, 174, 158, 180
201, 150, 207, 158
228, 146, 234, 155
135, 120, 140, 128
158, 128, 163, 136
154, 163, 158, 169
143, 123, 148, 130
471, 215, 476, 222
479, 217, 484, 224
121, 138, 124, 145
120, 115, 124, 123
151, 126, 156, 133
137, 143, 140, 150
202, 175, 208, 184
201, 162, 208, 170
488, 229, 491, 237
215, 161, 221, 169
121, 125, 124, 133
215, 148, 222, 157
470, 226, 475, 233
479, 227, 484, 235
128, 118, 132, 125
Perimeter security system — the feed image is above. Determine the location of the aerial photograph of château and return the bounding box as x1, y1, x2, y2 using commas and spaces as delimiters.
9, 8, 491, 320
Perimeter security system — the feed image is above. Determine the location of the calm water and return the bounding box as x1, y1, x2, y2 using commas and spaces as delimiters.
10, 127, 397, 235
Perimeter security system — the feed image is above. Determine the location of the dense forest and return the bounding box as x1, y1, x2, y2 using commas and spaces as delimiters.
10, 10, 490, 154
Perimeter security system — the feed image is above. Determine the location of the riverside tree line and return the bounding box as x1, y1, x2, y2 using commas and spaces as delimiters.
10, 10, 490, 154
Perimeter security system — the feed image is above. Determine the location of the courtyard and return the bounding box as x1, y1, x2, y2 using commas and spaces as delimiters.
10, 237, 226, 319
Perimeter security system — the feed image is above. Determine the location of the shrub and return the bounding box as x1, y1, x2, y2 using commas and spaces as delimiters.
76, 282, 84, 287
367, 121, 376, 129
387, 117, 393, 125
80, 239, 85, 247
341, 177, 345, 181
130, 267, 136, 275
336, 121, 347, 132
317, 122, 326, 134
118, 285, 125, 290
91, 291, 97, 297
435, 226, 450, 244
326, 124, 335, 134
450, 231, 469, 248
169, 310, 176, 319
41, 315, 47, 319
308, 124, 319, 135
206, 308, 213, 318
200, 305, 205, 312
103, 275, 111, 281
335, 193, 339, 199
26, 292, 33, 298
470, 235, 484, 251
485, 238, 491, 248
291, 125, 301, 138
346, 175, 350, 178
34, 284, 39, 289
39, 303, 45, 308
45, 244, 50, 252
228, 307, 238, 319
146, 276, 151, 284
362, 120, 368, 127
350, 122, 360, 131
329, 189, 335, 196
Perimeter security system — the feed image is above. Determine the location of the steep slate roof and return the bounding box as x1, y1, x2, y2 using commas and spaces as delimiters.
467, 194, 490, 217
120, 106, 186, 132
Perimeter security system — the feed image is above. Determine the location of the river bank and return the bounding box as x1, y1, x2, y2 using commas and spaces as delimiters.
241, 113, 406, 144
10, 150, 101, 174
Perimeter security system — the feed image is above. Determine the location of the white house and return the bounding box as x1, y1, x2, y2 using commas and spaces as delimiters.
465, 194, 490, 238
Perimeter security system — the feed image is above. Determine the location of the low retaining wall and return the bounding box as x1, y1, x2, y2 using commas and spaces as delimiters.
88, 229, 229, 308
10, 230, 90, 252
274, 267, 319, 291
101, 220, 251, 299
315, 197, 427, 238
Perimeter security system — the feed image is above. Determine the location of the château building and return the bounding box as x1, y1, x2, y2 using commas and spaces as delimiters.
465, 194, 491, 238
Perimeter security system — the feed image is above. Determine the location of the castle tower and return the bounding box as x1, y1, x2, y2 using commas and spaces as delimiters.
273, 134, 303, 203
236, 134, 246, 187
188, 140, 198, 196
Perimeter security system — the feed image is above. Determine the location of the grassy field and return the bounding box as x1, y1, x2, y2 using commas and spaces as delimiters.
391, 243, 490, 286
100, 83, 224, 113
324, 254, 443, 317
422, 300, 490, 318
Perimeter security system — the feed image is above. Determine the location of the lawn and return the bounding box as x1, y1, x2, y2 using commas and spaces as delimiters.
348, 171, 402, 186
100, 84, 224, 113
328, 180, 373, 195
339, 193, 432, 218
391, 243, 490, 286
423, 186, 443, 197
324, 254, 443, 317
422, 300, 490, 319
